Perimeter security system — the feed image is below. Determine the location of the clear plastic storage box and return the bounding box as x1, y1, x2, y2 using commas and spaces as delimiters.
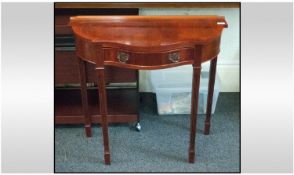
150, 65, 220, 115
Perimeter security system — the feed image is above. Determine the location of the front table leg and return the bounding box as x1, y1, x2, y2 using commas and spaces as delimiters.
189, 66, 201, 163
204, 57, 218, 135
96, 68, 111, 165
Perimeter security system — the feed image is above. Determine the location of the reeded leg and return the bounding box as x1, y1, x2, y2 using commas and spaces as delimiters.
78, 59, 92, 137
96, 68, 111, 165
204, 57, 218, 135
189, 66, 201, 163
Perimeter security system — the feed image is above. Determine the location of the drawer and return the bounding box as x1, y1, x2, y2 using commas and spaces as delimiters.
103, 47, 195, 69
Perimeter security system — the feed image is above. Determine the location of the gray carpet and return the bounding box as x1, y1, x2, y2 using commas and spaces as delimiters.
55, 92, 240, 172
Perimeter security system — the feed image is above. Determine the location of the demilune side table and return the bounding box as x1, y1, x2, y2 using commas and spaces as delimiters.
70, 15, 227, 165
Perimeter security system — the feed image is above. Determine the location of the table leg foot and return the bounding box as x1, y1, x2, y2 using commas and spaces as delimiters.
204, 122, 210, 135
85, 125, 92, 137
189, 150, 195, 163
104, 152, 111, 165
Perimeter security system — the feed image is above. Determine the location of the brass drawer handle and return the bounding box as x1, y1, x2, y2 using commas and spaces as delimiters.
117, 51, 129, 63
168, 52, 180, 63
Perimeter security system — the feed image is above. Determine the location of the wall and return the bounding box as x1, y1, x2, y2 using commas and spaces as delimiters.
138, 8, 240, 92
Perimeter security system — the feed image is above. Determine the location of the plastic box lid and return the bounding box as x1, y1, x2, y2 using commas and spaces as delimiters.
150, 65, 220, 93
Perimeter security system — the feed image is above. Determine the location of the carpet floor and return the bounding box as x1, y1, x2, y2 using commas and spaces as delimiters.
55, 92, 240, 172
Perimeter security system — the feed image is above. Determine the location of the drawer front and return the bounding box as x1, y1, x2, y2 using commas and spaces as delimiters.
103, 47, 195, 69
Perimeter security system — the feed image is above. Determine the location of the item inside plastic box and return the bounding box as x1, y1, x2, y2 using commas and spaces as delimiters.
150, 66, 220, 115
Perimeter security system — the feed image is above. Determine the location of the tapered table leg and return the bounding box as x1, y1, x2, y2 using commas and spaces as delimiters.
96, 68, 111, 165
189, 66, 201, 163
204, 57, 218, 135
78, 59, 92, 137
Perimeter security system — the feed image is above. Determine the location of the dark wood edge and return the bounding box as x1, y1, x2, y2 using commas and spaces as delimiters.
55, 2, 240, 9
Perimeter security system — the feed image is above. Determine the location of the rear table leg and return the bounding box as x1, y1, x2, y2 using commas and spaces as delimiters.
78, 58, 92, 137
204, 57, 218, 135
